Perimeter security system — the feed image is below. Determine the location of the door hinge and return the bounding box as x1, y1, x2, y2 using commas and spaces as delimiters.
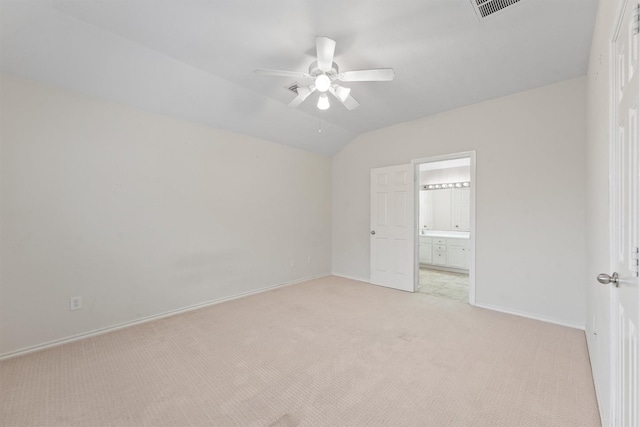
632, 246, 639, 276
634, 4, 640, 35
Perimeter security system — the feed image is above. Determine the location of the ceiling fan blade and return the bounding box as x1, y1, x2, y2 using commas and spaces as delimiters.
329, 85, 351, 103
342, 94, 360, 110
339, 68, 395, 82
329, 87, 359, 110
316, 37, 336, 72
255, 68, 310, 79
288, 86, 314, 108
329, 85, 359, 110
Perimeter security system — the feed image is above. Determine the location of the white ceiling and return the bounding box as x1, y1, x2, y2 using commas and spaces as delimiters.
0, 0, 598, 156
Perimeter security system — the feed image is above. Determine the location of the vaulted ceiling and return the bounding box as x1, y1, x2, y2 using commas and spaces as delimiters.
1, 0, 598, 155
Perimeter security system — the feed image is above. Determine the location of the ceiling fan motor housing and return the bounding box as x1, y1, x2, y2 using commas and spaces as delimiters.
309, 61, 339, 81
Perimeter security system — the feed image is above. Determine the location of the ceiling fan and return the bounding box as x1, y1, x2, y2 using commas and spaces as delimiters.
255, 37, 395, 111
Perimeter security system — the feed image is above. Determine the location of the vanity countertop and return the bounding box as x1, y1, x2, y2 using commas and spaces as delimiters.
419, 230, 470, 239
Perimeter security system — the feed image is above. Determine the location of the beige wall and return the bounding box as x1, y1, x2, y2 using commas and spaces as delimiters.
0, 75, 332, 356
0, 73, 592, 358
332, 77, 587, 327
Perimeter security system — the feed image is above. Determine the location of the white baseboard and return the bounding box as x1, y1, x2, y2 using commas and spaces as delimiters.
0, 273, 330, 361
419, 264, 469, 275
331, 272, 370, 283
331, 275, 584, 330
474, 302, 586, 330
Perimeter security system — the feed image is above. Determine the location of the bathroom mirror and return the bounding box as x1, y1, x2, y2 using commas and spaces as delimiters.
419, 185, 470, 232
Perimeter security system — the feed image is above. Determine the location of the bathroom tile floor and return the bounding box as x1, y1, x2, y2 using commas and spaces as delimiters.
418, 267, 469, 303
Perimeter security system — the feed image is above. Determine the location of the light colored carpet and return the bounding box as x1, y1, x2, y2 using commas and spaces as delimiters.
0, 276, 600, 426
419, 268, 469, 303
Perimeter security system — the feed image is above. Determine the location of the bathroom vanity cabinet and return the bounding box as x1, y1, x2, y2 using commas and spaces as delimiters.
419, 234, 469, 272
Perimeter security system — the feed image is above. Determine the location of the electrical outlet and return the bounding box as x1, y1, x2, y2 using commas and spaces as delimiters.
290, 260, 295, 267
307, 256, 312, 264
69, 296, 82, 311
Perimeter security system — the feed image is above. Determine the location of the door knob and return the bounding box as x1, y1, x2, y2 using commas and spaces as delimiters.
371, 230, 376, 235
597, 272, 619, 287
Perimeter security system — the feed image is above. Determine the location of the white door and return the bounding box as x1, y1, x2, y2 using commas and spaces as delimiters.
607, 2, 640, 424
370, 165, 414, 292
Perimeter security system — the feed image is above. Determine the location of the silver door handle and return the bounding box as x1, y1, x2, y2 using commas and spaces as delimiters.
597, 272, 619, 287
371, 231, 376, 235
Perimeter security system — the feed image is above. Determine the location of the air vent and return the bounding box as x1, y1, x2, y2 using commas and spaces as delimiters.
471, 0, 522, 19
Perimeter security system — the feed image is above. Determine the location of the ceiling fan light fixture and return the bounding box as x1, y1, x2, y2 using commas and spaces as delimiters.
317, 93, 330, 110
315, 74, 331, 92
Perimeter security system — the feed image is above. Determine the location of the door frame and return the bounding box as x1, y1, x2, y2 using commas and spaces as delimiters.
412, 151, 477, 305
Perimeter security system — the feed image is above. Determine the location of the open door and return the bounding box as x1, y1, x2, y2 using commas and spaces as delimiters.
370, 165, 414, 292
602, 1, 640, 424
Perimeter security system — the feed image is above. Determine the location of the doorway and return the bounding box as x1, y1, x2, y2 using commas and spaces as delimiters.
412, 152, 476, 304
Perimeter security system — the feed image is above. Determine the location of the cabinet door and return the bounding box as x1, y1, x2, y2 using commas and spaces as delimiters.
421, 191, 434, 230
419, 243, 432, 263
448, 246, 468, 269
451, 188, 470, 231
432, 189, 452, 231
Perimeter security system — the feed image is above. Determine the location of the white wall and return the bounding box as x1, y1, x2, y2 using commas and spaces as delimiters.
585, 0, 623, 424
0, 75, 332, 356
420, 166, 470, 185
332, 77, 587, 328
